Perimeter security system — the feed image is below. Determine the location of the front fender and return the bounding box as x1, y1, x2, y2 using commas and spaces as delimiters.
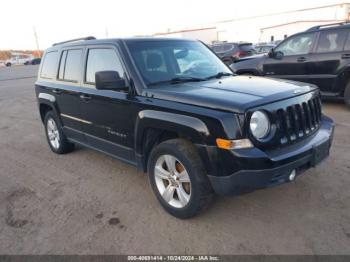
134, 110, 210, 155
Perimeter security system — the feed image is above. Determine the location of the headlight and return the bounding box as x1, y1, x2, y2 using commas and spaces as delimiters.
250, 111, 270, 140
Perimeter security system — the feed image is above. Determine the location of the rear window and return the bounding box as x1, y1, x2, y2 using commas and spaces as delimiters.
239, 44, 254, 51
40, 51, 58, 79
212, 44, 234, 53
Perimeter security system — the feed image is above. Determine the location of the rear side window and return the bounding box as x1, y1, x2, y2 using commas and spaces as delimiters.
63, 49, 82, 82
85, 48, 125, 84
316, 30, 347, 53
40, 51, 58, 79
342, 32, 350, 50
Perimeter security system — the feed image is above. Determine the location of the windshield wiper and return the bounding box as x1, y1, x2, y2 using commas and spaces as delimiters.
205, 72, 233, 80
148, 76, 205, 86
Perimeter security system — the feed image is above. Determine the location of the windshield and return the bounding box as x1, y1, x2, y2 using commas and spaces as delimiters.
126, 40, 232, 87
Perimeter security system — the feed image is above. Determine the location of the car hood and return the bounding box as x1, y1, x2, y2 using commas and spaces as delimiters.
144, 76, 317, 113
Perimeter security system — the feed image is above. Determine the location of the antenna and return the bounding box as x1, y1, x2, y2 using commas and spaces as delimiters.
33, 26, 40, 50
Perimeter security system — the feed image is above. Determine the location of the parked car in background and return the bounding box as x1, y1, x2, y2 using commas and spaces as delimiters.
231, 22, 350, 106
24, 58, 41, 65
254, 44, 276, 54
211, 42, 256, 65
5, 56, 32, 66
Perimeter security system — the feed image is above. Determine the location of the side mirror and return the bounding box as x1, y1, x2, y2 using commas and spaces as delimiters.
268, 49, 274, 58
95, 71, 128, 91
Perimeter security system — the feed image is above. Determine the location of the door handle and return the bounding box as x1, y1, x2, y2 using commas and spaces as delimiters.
297, 57, 307, 62
341, 54, 350, 59
52, 88, 62, 94
80, 94, 92, 101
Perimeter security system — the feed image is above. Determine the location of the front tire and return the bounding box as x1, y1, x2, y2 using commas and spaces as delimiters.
147, 139, 213, 219
44, 111, 74, 154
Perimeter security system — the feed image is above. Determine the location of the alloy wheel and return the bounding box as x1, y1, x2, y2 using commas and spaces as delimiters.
154, 154, 191, 208
47, 118, 60, 149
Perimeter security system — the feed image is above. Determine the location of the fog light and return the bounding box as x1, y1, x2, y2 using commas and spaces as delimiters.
289, 170, 296, 181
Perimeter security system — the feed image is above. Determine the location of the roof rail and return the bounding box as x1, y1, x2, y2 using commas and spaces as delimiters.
306, 21, 350, 32
52, 36, 96, 46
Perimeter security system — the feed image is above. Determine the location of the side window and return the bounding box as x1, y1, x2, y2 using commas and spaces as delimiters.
85, 48, 125, 84
40, 51, 58, 79
63, 49, 82, 82
275, 33, 315, 56
316, 30, 347, 53
344, 32, 350, 50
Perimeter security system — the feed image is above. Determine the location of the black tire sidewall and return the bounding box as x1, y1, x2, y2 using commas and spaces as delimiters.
147, 140, 210, 219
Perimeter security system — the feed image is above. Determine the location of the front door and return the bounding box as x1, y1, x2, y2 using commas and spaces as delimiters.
79, 46, 138, 164
263, 32, 316, 83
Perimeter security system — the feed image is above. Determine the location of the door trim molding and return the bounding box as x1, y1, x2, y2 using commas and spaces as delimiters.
61, 113, 92, 124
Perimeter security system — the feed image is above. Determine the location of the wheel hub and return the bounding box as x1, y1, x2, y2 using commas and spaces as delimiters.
47, 118, 60, 149
154, 154, 191, 208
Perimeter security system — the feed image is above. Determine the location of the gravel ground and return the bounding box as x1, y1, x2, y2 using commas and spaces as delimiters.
0, 66, 349, 255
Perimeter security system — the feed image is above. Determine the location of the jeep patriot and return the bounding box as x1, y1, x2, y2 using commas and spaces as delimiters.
35, 36, 334, 218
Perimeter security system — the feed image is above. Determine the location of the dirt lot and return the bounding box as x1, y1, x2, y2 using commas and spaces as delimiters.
0, 66, 349, 255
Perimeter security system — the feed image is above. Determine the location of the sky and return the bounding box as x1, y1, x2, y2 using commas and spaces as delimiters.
0, 0, 347, 50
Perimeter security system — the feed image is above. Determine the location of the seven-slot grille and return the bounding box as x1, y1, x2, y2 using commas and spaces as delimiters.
276, 95, 322, 145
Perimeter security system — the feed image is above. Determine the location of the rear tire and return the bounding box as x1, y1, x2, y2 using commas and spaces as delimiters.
44, 111, 74, 154
147, 139, 214, 219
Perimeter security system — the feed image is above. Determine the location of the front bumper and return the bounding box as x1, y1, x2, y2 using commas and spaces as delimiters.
207, 116, 335, 195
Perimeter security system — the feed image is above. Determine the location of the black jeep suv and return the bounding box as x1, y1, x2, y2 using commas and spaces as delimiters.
35, 36, 334, 218
230, 22, 350, 106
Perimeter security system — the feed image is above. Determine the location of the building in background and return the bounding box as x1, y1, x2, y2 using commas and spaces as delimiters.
154, 27, 217, 44
154, 3, 350, 44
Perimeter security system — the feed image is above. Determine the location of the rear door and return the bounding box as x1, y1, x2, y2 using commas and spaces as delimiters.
55, 48, 85, 142
262, 32, 315, 83
307, 28, 348, 93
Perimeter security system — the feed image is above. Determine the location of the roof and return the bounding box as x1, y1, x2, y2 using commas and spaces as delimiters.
305, 21, 350, 32
46, 36, 196, 51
